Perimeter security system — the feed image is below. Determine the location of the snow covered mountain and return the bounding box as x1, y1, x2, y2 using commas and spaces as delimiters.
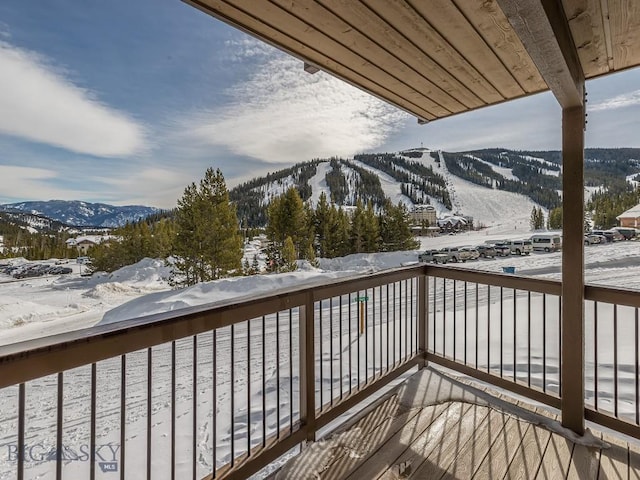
230, 147, 640, 229
0, 200, 161, 228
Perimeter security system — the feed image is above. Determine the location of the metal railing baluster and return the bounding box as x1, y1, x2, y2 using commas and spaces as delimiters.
329, 298, 333, 402
453, 280, 457, 361
289, 309, 293, 434
192, 338, 197, 478
147, 348, 152, 480
464, 282, 467, 365
171, 341, 176, 479
56, 372, 63, 480
513, 289, 517, 382
121, 356, 127, 480
442, 278, 447, 358
594, 302, 598, 411
636, 308, 639, 426
339, 296, 343, 400
500, 286, 503, 378
527, 292, 531, 387
487, 285, 491, 373
261, 317, 265, 450
90, 364, 97, 480
230, 326, 235, 466
247, 323, 251, 457
614, 305, 619, 418
543, 294, 547, 392
275, 313, 280, 435
17, 383, 25, 480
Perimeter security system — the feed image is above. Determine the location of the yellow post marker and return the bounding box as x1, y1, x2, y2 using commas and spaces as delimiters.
356, 295, 368, 335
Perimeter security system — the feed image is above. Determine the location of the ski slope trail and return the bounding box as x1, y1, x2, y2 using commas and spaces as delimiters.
308, 161, 332, 207
349, 159, 413, 208
418, 151, 539, 234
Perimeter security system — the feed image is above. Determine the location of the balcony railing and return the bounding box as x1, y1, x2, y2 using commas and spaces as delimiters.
0, 264, 638, 479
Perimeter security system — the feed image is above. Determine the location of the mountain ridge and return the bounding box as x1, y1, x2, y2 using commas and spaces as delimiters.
0, 200, 161, 228
230, 147, 640, 228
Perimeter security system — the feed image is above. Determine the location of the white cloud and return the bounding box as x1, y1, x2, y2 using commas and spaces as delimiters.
100, 168, 195, 208
223, 37, 273, 62
180, 52, 408, 164
0, 165, 92, 202
0, 42, 146, 157
589, 90, 640, 112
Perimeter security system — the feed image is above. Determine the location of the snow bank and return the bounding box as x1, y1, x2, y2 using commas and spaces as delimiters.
99, 269, 353, 325
99, 252, 425, 325
318, 251, 419, 271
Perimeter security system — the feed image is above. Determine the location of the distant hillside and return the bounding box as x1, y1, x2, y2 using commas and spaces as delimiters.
0, 210, 70, 234
0, 200, 161, 228
229, 147, 640, 228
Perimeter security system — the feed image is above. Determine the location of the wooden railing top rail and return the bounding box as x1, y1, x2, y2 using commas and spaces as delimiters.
425, 264, 563, 295
585, 283, 640, 309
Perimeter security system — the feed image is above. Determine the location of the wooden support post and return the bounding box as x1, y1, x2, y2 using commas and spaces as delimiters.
418, 274, 428, 369
561, 105, 585, 435
299, 293, 316, 443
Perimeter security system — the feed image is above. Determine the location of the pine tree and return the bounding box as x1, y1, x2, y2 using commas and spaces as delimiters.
529, 206, 545, 230
172, 168, 242, 286
350, 199, 367, 253
266, 187, 313, 268
314, 192, 332, 257
362, 201, 380, 252
324, 206, 350, 257
379, 201, 419, 252
547, 207, 562, 229
281, 236, 297, 272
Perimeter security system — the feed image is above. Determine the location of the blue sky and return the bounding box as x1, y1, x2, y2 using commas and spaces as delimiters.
1, 1, 640, 209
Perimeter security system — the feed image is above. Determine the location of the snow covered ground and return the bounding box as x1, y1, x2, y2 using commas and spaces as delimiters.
1, 232, 640, 478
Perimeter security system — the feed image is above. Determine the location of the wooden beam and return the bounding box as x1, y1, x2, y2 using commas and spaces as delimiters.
560, 104, 585, 435
497, 0, 585, 108
299, 292, 317, 443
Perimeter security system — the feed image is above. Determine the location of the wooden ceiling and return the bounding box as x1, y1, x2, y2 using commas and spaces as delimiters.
184, 0, 640, 121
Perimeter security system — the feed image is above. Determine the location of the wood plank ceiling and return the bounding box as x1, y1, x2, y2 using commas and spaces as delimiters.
185, 0, 640, 122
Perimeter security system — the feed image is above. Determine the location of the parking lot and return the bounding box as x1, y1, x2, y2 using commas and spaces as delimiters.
417, 228, 639, 271
0, 260, 74, 281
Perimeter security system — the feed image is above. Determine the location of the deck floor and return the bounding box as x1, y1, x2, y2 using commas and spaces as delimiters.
274, 368, 640, 479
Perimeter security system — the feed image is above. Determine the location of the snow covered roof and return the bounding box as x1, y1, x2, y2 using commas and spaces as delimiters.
617, 204, 640, 219
66, 235, 113, 246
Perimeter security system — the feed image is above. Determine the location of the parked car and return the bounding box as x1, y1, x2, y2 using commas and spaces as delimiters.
491, 243, 512, 257
475, 245, 496, 258
590, 230, 623, 242
46, 266, 73, 275
459, 246, 479, 260
612, 227, 637, 240
584, 234, 603, 245
530, 234, 562, 252
439, 247, 463, 262
504, 240, 533, 255
418, 249, 449, 264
